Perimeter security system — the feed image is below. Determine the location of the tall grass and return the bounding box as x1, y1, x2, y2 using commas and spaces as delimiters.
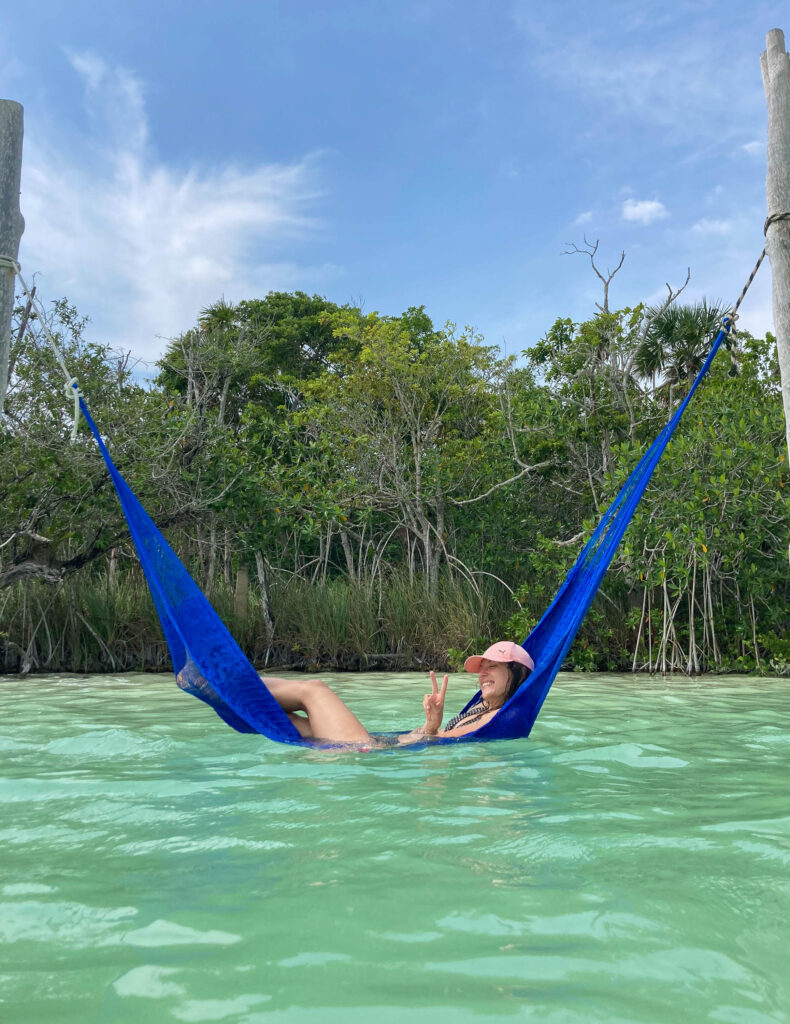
0, 568, 516, 675
271, 572, 513, 670
5, 564, 782, 677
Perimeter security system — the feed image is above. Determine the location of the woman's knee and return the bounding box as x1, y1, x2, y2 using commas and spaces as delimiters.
263, 676, 327, 714
301, 679, 334, 706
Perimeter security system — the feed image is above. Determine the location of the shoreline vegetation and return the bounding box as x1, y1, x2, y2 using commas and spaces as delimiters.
2, 288, 789, 678
4, 569, 790, 678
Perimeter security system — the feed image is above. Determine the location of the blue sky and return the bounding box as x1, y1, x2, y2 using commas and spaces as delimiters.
0, 1, 780, 365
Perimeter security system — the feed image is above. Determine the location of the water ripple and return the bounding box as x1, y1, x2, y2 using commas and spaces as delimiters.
1, 671, 788, 1023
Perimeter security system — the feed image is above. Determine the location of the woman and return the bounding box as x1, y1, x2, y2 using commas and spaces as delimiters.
262, 641, 534, 746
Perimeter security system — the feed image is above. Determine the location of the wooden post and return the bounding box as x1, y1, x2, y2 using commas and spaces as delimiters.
0, 100, 24, 416
761, 30, 790, 462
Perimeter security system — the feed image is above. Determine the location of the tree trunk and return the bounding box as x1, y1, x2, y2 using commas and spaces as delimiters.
660, 576, 669, 675
339, 528, 356, 579
761, 30, 790, 474
647, 590, 653, 673
423, 521, 439, 597
0, 99, 24, 415
206, 517, 217, 595
322, 524, 332, 583
687, 551, 700, 674
254, 550, 275, 659
632, 586, 647, 672
218, 375, 231, 427
750, 596, 761, 670
223, 526, 232, 587
234, 564, 249, 622
108, 546, 119, 589
705, 565, 721, 669
196, 522, 207, 582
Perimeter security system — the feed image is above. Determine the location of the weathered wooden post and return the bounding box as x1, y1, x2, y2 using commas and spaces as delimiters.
0, 99, 24, 416
761, 30, 790, 461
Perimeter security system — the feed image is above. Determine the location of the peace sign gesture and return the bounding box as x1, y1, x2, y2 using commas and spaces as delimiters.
422, 670, 449, 735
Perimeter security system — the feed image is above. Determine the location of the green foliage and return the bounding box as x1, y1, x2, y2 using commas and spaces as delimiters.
2, 289, 788, 676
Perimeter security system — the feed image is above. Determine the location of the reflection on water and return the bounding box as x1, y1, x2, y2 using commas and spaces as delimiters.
1, 671, 789, 1023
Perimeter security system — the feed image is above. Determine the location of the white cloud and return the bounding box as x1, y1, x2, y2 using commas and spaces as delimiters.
741, 140, 763, 155
573, 210, 594, 225
621, 199, 668, 225
18, 53, 326, 363
692, 218, 732, 236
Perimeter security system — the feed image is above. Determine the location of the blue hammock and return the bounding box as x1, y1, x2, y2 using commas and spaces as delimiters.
79, 321, 732, 746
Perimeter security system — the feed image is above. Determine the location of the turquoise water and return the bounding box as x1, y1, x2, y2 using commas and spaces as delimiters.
1, 671, 789, 1023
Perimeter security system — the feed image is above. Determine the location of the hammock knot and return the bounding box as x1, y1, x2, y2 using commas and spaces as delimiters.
65, 378, 81, 440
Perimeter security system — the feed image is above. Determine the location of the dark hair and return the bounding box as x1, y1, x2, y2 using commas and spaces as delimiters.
503, 661, 530, 703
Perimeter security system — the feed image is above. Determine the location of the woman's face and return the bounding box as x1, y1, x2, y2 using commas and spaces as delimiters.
477, 659, 511, 706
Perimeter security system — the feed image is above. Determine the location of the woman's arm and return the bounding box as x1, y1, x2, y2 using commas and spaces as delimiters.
398, 707, 498, 743
396, 726, 435, 745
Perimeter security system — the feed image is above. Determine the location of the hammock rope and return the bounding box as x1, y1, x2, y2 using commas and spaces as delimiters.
2, 259, 82, 439
5, 251, 767, 745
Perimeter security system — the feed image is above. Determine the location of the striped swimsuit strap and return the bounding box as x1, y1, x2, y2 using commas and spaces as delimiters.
444, 701, 491, 732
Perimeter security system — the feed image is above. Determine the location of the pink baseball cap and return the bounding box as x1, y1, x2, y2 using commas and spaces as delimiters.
464, 641, 534, 674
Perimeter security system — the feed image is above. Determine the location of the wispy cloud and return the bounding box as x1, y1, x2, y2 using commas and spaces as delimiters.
0, 32, 26, 88
515, 8, 764, 145
573, 210, 594, 225
741, 140, 763, 155
19, 53, 326, 363
692, 218, 732, 236
621, 199, 668, 225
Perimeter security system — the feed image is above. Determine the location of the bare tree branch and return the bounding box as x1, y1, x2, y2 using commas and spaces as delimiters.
553, 531, 585, 547
564, 237, 626, 313
450, 460, 553, 506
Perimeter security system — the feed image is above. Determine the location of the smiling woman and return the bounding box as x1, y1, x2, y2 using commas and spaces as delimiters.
259, 641, 535, 747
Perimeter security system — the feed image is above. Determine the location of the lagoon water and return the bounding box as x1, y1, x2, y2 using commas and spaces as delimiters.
1, 671, 789, 1023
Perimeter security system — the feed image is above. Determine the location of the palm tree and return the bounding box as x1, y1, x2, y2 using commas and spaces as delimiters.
635, 300, 725, 388
198, 297, 238, 332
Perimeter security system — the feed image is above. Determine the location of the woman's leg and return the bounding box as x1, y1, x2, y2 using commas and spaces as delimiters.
286, 712, 314, 739
263, 676, 372, 744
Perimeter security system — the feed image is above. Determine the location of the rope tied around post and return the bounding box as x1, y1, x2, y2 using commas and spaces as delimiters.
764, 211, 790, 235
0, 254, 21, 274
0, 255, 82, 440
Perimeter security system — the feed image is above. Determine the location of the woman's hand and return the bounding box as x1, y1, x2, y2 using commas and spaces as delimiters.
422, 670, 449, 735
